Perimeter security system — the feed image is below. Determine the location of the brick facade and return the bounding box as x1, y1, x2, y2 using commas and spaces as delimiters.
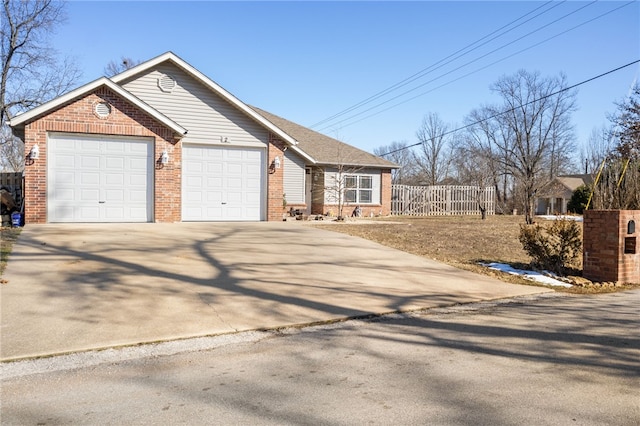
267, 133, 286, 221
20, 89, 394, 224
583, 210, 640, 284
22, 87, 181, 223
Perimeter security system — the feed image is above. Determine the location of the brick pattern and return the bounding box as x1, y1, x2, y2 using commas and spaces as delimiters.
267, 133, 286, 221
23, 87, 181, 223
583, 210, 640, 284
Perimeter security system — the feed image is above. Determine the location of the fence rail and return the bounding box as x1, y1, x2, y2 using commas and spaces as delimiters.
391, 184, 495, 216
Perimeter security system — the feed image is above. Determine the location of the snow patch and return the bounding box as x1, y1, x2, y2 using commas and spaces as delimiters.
537, 215, 583, 222
481, 262, 573, 288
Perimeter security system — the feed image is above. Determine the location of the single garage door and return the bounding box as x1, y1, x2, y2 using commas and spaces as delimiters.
48, 134, 153, 223
182, 145, 265, 221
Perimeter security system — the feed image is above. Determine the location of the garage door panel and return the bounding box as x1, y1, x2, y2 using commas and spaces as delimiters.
55, 172, 75, 185
79, 206, 100, 220
81, 172, 100, 185
48, 134, 152, 223
80, 189, 99, 201
183, 145, 264, 221
79, 140, 100, 151
129, 157, 147, 170
105, 173, 124, 185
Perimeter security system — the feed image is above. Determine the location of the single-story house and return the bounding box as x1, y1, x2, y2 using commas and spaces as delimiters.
10, 52, 397, 223
534, 174, 593, 215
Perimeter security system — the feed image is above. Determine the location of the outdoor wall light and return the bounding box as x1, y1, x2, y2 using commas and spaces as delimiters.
273, 156, 281, 169
160, 150, 169, 165
29, 144, 39, 160
629, 220, 635, 235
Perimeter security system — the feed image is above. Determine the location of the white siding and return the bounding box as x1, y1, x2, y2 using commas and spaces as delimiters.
323, 168, 381, 205
283, 150, 305, 204
122, 63, 268, 148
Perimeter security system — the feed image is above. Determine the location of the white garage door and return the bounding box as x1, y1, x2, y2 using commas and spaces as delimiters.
48, 134, 153, 223
183, 145, 265, 221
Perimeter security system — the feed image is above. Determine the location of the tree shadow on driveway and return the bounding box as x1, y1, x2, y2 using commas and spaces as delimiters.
0, 223, 550, 359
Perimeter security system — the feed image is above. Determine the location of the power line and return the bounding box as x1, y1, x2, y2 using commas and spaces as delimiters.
378, 59, 640, 158
324, 1, 634, 132
309, 0, 563, 129
316, 0, 621, 133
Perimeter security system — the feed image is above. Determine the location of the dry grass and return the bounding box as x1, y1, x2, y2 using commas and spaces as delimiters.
1, 227, 21, 277
312, 215, 635, 293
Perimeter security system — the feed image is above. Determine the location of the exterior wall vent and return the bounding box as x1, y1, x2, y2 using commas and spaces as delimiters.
158, 74, 176, 93
94, 102, 111, 118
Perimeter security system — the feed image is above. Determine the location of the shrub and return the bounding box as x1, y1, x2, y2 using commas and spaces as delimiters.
567, 184, 591, 214
518, 219, 582, 274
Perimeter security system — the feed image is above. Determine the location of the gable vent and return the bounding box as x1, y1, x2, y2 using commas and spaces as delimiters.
94, 102, 111, 118
158, 74, 176, 93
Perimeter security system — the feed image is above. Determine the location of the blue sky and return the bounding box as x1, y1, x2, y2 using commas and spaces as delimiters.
54, 1, 639, 159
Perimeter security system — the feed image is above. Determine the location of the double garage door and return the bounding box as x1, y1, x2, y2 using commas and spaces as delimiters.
48, 136, 265, 222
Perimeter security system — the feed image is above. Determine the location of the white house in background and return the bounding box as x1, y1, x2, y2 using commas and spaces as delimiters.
535, 174, 593, 215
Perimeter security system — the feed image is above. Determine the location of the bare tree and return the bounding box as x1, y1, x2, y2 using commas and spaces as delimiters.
487, 70, 576, 224
1, 0, 81, 171
589, 85, 640, 210
104, 56, 141, 77
581, 125, 615, 174
414, 112, 452, 185
462, 106, 514, 212
374, 140, 414, 184
610, 84, 640, 159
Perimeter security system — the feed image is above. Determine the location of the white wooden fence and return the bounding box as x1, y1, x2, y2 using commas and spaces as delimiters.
391, 185, 495, 216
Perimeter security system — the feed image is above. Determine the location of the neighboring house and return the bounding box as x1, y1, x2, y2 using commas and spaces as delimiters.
535, 174, 593, 215
9, 52, 397, 224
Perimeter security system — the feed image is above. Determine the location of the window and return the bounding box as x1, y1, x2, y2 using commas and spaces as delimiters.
345, 175, 373, 204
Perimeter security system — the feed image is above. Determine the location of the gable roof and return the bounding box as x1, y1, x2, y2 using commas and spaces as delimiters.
555, 174, 593, 192
250, 106, 398, 169
9, 77, 187, 137
537, 174, 593, 198
110, 51, 300, 149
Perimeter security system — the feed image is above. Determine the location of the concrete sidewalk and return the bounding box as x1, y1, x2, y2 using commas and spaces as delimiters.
1, 222, 551, 360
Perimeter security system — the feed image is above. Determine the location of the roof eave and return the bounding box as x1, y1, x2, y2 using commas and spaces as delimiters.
9, 77, 187, 138
111, 52, 298, 147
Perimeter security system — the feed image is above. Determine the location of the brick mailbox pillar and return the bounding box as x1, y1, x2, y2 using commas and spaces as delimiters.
583, 210, 640, 284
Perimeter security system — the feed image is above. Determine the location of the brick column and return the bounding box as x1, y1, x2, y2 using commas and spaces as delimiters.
267, 133, 286, 221
583, 210, 640, 283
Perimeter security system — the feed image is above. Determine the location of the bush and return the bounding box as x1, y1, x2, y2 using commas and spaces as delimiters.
567, 184, 591, 214
518, 219, 582, 274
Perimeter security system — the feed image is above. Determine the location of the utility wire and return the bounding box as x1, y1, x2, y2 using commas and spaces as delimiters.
309, 0, 563, 129
327, 1, 634, 132
316, 0, 619, 132
378, 59, 640, 158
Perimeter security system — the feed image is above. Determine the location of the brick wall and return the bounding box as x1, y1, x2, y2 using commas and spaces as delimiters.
23, 87, 181, 223
267, 133, 286, 221
583, 210, 640, 284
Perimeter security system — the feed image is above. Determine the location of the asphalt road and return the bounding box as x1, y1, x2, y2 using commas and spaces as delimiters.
1, 290, 639, 425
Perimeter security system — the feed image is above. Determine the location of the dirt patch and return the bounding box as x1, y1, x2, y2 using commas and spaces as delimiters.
311, 215, 637, 293
1, 227, 22, 277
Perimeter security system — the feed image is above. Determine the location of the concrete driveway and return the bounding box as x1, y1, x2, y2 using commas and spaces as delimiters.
1, 222, 550, 360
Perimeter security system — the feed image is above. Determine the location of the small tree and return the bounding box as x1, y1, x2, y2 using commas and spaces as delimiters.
324, 162, 365, 220
567, 184, 590, 214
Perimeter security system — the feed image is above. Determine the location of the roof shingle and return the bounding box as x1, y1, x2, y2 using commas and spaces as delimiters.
250, 106, 398, 169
